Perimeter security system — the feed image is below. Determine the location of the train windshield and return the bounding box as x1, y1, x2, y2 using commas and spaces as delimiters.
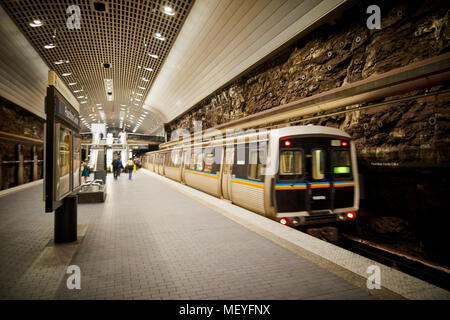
331, 150, 352, 178
279, 150, 303, 179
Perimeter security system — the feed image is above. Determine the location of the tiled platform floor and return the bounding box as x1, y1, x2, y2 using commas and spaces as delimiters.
0, 170, 378, 300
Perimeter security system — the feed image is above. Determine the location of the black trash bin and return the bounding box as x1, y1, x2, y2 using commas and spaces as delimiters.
54, 195, 78, 243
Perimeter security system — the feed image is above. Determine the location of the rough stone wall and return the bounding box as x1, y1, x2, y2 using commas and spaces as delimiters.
168, 0, 450, 263
169, 0, 449, 165
0, 97, 44, 190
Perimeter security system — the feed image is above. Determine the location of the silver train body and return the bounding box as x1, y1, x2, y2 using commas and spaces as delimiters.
142, 126, 359, 227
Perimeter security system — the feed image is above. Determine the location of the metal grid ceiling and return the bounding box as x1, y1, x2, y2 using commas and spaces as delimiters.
1, 0, 194, 133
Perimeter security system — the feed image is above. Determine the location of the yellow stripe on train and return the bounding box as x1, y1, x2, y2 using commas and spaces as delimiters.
165, 166, 181, 171
334, 182, 355, 187
275, 185, 307, 190
186, 169, 219, 179
232, 179, 264, 189
310, 183, 331, 189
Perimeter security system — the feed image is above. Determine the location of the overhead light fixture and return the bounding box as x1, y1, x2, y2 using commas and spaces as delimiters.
62, 72, 71, 76
134, 103, 139, 106
136, 93, 143, 96
154, 33, 165, 41
142, 77, 149, 82
54, 60, 64, 65
138, 86, 146, 90
104, 79, 113, 101
96, 104, 101, 106
68, 82, 77, 86
135, 98, 141, 101
44, 43, 55, 49
30, 20, 43, 27
163, 6, 175, 16
144, 67, 153, 72
148, 53, 158, 59
73, 89, 83, 93
80, 101, 87, 104
77, 96, 84, 99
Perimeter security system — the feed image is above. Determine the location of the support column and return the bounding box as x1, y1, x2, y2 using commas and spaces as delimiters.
17, 144, 24, 185
54, 195, 78, 243
32, 145, 38, 181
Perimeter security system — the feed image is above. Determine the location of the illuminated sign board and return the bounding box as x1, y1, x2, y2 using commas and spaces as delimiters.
44, 72, 81, 212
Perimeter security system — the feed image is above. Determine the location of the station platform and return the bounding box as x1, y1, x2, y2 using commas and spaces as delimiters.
0, 169, 448, 300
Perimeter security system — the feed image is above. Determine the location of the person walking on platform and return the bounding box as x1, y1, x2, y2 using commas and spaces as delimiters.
126, 158, 134, 180
112, 157, 120, 180
81, 159, 90, 183
118, 158, 123, 177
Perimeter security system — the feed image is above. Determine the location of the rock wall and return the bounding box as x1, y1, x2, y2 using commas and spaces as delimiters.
169, 0, 449, 164
168, 0, 450, 264
0, 97, 44, 190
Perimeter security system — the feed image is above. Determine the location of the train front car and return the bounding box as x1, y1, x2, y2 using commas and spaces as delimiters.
266, 126, 359, 241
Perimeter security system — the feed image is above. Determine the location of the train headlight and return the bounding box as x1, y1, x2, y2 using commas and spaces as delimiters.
279, 218, 289, 225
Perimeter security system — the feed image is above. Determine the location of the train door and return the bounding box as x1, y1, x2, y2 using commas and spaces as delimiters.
221, 146, 234, 200
307, 148, 331, 212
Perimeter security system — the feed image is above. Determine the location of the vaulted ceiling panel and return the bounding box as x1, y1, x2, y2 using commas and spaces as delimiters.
146, 0, 347, 125
1, 0, 194, 133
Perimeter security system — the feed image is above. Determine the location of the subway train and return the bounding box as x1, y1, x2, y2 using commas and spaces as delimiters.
142, 125, 359, 240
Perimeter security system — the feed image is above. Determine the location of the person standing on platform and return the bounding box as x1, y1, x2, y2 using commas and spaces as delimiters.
81, 159, 90, 183
112, 157, 120, 180
126, 158, 134, 180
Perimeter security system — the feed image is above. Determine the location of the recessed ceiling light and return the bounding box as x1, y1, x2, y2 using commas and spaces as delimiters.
80, 101, 87, 104
155, 33, 165, 41
148, 53, 158, 59
73, 89, 83, 93
30, 20, 43, 27
68, 82, 77, 86
62, 72, 71, 76
134, 103, 139, 106
142, 78, 149, 82
54, 60, 64, 65
135, 98, 141, 101
96, 104, 101, 106
144, 67, 153, 72
136, 93, 143, 96
77, 96, 84, 99
44, 43, 55, 49
163, 6, 175, 16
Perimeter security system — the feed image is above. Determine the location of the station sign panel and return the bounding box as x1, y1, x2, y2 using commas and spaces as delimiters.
44, 71, 82, 212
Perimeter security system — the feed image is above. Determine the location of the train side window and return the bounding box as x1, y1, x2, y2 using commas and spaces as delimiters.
184, 151, 190, 169
248, 147, 265, 181
248, 150, 258, 180
189, 153, 196, 170
331, 150, 352, 178
279, 150, 303, 178
312, 149, 325, 180
204, 153, 214, 173
196, 153, 204, 171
